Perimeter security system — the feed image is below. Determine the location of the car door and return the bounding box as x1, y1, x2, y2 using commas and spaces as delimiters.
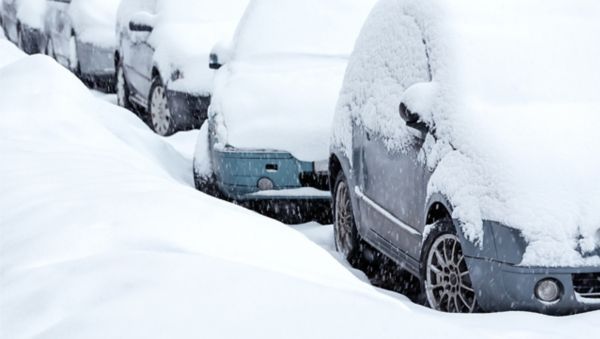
354, 16, 432, 261
46, 0, 72, 67
122, 4, 156, 104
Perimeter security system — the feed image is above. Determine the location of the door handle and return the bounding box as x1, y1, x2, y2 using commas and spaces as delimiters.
366, 131, 371, 141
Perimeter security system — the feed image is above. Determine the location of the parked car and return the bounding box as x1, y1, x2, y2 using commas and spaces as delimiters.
115, 0, 248, 136
330, 0, 600, 314
1, 0, 46, 54
44, 0, 121, 89
194, 0, 376, 208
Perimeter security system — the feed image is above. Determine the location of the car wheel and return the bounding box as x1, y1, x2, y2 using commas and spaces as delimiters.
116, 59, 132, 110
333, 171, 362, 265
68, 34, 81, 75
148, 76, 175, 136
422, 221, 478, 313
16, 23, 24, 50
45, 37, 55, 58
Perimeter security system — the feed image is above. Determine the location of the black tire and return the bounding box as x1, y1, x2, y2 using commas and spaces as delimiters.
147, 76, 175, 136
68, 33, 81, 77
333, 171, 362, 265
116, 58, 133, 110
16, 22, 24, 50
420, 219, 478, 313
193, 170, 224, 199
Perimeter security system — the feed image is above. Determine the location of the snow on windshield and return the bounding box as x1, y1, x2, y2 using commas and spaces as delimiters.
233, 0, 375, 59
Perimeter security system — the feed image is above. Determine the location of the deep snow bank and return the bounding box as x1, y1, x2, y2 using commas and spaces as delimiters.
1, 54, 599, 338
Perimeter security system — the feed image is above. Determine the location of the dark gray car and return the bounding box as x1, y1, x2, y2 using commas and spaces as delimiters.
329, 0, 600, 314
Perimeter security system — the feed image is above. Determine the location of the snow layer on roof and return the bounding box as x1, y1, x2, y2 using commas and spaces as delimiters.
210, 0, 377, 161
334, 0, 600, 266
69, 0, 121, 48
15, 0, 46, 29
3, 52, 600, 338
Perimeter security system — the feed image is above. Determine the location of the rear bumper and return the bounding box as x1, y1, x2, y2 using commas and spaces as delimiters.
468, 257, 600, 314
166, 90, 209, 130
212, 148, 330, 202
77, 42, 115, 81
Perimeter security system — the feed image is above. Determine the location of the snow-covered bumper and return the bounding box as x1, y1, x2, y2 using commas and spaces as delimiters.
166, 90, 209, 130
212, 148, 330, 202
460, 221, 600, 314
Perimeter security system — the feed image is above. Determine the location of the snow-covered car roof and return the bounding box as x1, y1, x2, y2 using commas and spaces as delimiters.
69, 0, 121, 48
210, 0, 377, 162
334, 0, 600, 267
117, 0, 249, 94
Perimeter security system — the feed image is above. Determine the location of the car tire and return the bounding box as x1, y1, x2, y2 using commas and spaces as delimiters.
116, 59, 133, 110
68, 33, 81, 76
420, 219, 479, 313
333, 171, 363, 265
148, 76, 175, 136
16, 22, 24, 50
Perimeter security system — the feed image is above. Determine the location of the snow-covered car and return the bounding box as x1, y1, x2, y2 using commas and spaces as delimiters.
330, 0, 600, 314
0, 0, 46, 54
115, 0, 248, 136
194, 0, 376, 206
44, 0, 121, 89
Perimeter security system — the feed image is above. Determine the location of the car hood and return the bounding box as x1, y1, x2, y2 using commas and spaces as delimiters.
429, 99, 600, 267
151, 21, 237, 95
16, 0, 46, 29
211, 56, 348, 162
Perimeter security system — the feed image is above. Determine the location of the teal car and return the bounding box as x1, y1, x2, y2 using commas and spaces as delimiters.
193, 0, 376, 207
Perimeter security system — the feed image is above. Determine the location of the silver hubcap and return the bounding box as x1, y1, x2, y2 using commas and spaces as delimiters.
425, 234, 477, 313
117, 66, 126, 107
150, 85, 172, 136
334, 180, 355, 258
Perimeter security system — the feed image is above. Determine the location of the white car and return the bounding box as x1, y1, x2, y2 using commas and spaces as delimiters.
0, 0, 46, 54
194, 0, 376, 206
44, 0, 121, 89
115, 0, 248, 136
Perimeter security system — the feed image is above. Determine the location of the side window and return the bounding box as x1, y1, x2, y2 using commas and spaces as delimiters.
342, 8, 430, 146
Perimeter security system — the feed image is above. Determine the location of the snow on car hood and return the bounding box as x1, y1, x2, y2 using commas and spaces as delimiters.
68, 0, 120, 48
433, 0, 600, 267
16, 0, 46, 29
212, 56, 348, 162
336, 0, 600, 267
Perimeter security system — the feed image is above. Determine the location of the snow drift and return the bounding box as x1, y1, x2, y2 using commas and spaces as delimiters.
1, 20, 599, 339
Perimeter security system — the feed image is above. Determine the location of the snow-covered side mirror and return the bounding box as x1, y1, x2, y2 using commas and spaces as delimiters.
399, 82, 439, 133
129, 12, 155, 33
209, 40, 233, 70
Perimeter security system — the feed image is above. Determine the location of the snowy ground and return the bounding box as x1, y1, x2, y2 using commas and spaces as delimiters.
1, 30, 600, 339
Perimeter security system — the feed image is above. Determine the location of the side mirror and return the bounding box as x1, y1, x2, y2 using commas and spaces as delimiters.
399, 102, 428, 133
399, 82, 439, 134
129, 12, 155, 33
209, 53, 222, 70
209, 40, 232, 70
